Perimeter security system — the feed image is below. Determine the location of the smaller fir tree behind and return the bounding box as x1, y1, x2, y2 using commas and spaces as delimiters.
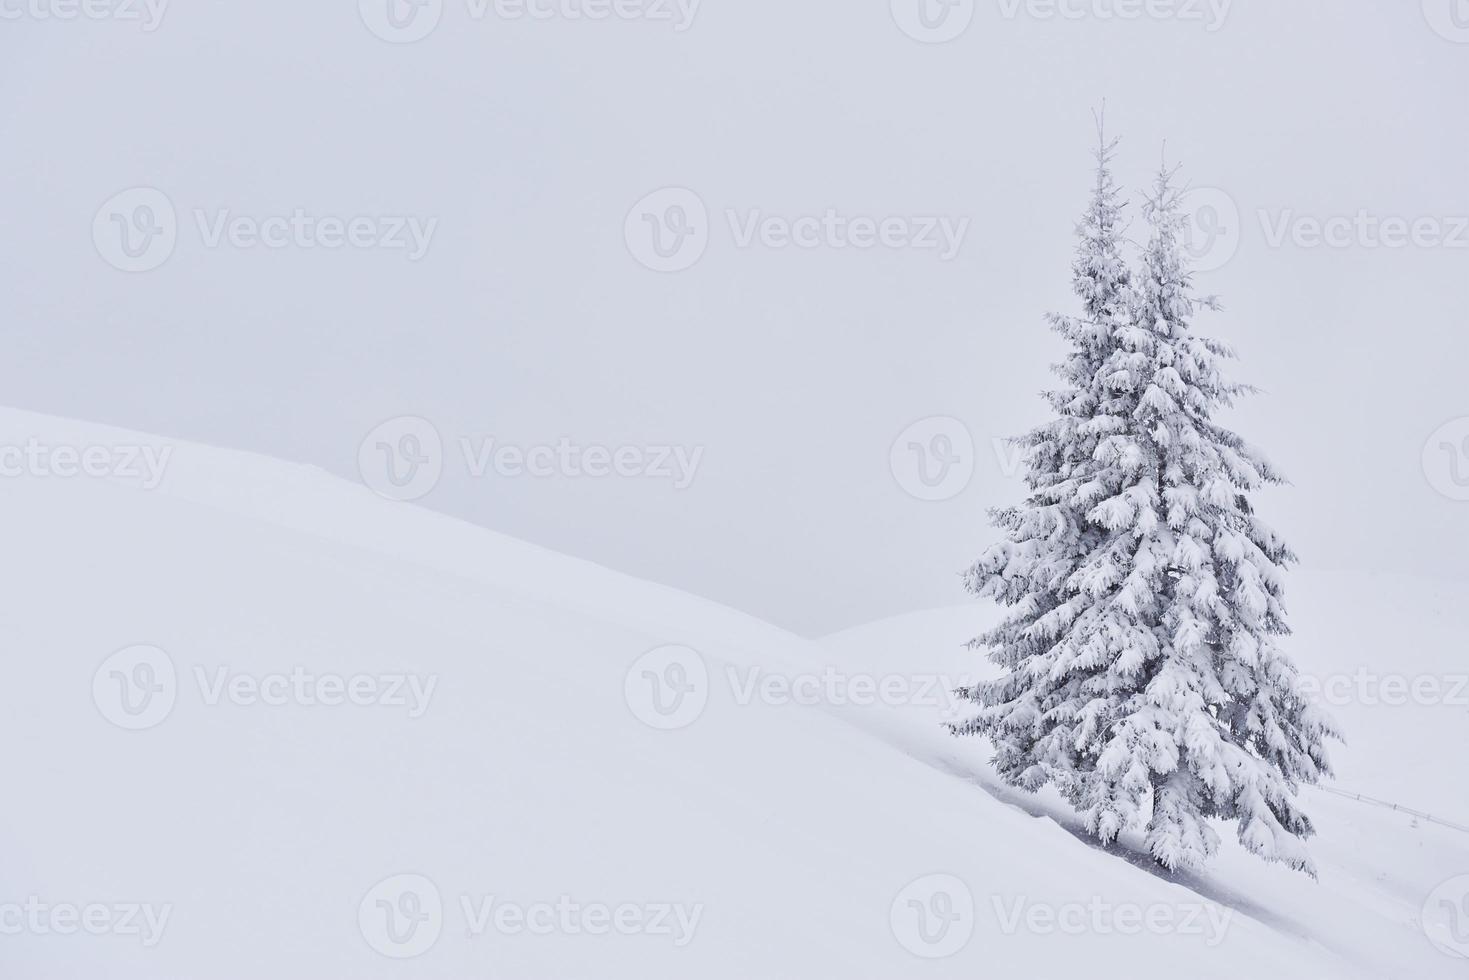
952, 129, 1342, 876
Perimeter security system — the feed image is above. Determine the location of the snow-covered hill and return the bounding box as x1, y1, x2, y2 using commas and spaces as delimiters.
2, 408, 1464, 978
821, 588, 1469, 979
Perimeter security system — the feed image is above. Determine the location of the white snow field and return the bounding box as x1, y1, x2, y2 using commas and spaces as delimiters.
3, 407, 1466, 978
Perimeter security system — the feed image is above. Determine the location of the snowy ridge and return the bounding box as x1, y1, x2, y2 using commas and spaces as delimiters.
0, 406, 812, 668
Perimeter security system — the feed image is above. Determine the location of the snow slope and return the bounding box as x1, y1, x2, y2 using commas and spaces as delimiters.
2, 407, 1464, 978
821, 591, 1469, 979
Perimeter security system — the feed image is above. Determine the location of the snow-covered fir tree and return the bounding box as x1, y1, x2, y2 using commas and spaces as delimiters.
952, 134, 1342, 875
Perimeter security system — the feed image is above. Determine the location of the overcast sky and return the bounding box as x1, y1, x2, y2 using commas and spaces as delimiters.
3, 0, 1467, 634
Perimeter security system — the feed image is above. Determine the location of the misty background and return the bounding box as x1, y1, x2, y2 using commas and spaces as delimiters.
2, 0, 1466, 635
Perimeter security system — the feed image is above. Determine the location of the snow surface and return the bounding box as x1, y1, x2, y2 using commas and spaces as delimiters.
821, 594, 1469, 978
3, 407, 1465, 978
